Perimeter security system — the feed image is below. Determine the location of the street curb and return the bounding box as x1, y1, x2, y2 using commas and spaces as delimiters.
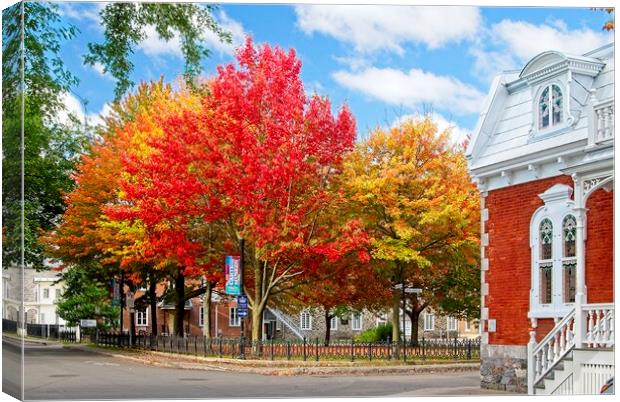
82, 346, 480, 376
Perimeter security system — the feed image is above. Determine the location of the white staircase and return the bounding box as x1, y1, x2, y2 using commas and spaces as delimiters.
529, 303, 614, 395
266, 306, 304, 340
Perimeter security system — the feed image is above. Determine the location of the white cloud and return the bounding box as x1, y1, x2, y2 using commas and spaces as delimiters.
295, 5, 481, 54
391, 113, 471, 145
57, 93, 112, 128
492, 19, 612, 62
332, 67, 485, 115
139, 10, 247, 59
469, 18, 613, 82
59, 3, 103, 29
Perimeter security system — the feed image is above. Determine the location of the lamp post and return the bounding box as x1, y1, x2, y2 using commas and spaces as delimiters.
239, 237, 245, 360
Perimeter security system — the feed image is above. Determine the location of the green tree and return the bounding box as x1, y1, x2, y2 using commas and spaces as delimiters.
84, 2, 232, 99
56, 265, 119, 328
2, 2, 87, 270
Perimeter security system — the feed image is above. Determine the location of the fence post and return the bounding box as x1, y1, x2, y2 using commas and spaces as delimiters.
287, 341, 291, 361
467, 339, 472, 360
350, 338, 354, 362
315, 338, 319, 362
403, 339, 407, 363
422, 336, 425, 360
270, 338, 274, 361
369, 342, 372, 361
454, 337, 458, 360
219, 336, 223, 358
303, 337, 307, 361
387, 336, 392, 360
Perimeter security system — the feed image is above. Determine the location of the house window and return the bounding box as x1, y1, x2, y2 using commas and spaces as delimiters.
40, 313, 46, 323
538, 84, 563, 129
55, 288, 61, 298
351, 312, 362, 331
300, 310, 312, 330
447, 317, 458, 331
329, 316, 338, 331
424, 313, 435, 331
229, 307, 240, 327
464, 320, 471, 332
136, 309, 148, 326
199, 306, 204, 327
539, 218, 553, 304
376, 312, 388, 326
43, 288, 49, 299
530, 184, 576, 317
563, 215, 577, 303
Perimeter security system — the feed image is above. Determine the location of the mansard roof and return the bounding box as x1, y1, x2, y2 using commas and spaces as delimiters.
466, 43, 614, 191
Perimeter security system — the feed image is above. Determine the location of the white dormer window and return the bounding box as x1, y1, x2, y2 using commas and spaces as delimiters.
538, 84, 563, 130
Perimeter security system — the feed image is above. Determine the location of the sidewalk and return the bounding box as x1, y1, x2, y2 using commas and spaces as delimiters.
83, 344, 480, 376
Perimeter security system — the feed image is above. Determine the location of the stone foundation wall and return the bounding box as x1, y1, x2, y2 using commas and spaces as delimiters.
480, 344, 528, 393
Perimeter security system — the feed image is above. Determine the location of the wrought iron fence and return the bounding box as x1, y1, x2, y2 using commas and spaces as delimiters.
93, 333, 480, 362
2, 318, 18, 333
2, 319, 77, 343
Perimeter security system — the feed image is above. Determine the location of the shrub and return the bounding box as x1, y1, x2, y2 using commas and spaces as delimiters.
355, 323, 393, 343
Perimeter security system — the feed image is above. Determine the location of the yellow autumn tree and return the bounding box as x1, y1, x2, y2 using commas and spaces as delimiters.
342, 117, 480, 349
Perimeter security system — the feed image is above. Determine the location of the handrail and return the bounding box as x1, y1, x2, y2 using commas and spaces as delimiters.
266, 306, 305, 340
532, 308, 576, 386
533, 307, 576, 356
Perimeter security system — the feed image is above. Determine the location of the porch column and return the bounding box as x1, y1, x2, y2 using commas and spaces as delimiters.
572, 174, 586, 348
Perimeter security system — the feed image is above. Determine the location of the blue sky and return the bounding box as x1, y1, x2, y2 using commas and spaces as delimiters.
56, 1, 613, 142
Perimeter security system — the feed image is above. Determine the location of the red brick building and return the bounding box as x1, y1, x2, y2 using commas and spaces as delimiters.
467, 44, 613, 394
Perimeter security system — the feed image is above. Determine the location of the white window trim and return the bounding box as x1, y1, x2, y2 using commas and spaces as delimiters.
329, 315, 338, 331
447, 317, 458, 331
529, 184, 577, 319
300, 310, 312, 331
229, 307, 241, 327
43, 288, 49, 299
534, 81, 568, 136
424, 313, 435, 331
351, 312, 362, 331
136, 308, 148, 326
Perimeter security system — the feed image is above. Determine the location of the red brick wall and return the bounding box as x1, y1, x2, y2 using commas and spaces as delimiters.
585, 188, 614, 304
485, 176, 614, 346
485, 175, 573, 345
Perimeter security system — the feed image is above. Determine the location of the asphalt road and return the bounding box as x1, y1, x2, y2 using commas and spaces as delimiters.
3, 339, 502, 400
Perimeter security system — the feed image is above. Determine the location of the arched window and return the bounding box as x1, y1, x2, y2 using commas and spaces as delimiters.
538, 84, 563, 129
530, 184, 576, 318
539, 219, 553, 304
562, 215, 577, 303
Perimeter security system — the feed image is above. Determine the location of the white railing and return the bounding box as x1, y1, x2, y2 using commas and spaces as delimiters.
266, 307, 304, 340
590, 99, 614, 145
528, 303, 615, 394
583, 304, 614, 348
531, 309, 576, 387
551, 373, 573, 395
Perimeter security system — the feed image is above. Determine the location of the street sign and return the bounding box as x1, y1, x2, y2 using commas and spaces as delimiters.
225, 256, 241, 295
237, 295, 248, 317
80, 319, 97, 328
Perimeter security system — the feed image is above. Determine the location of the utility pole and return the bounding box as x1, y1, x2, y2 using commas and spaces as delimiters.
119, 273, 125, 334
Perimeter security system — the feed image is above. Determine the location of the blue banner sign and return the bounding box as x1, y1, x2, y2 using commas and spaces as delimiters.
225, 255, 241, 295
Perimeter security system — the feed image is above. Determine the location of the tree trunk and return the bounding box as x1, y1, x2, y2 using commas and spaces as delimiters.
250, 260, 264, 345
324, 309, 332, 346
407, 310, 421, 346
129, 311, 136, 345
203, 281, 213, 339
174, 270, 185, 336
149, 279, 158, 336
391, 289, 400, 358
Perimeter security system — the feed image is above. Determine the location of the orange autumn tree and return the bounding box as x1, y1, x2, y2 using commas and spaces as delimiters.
42, 80, 203, 335
114, 38, 366, 343
341, 117, 480, 348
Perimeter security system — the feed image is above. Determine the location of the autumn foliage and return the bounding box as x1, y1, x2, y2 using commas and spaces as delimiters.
45, 37, 481, 341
